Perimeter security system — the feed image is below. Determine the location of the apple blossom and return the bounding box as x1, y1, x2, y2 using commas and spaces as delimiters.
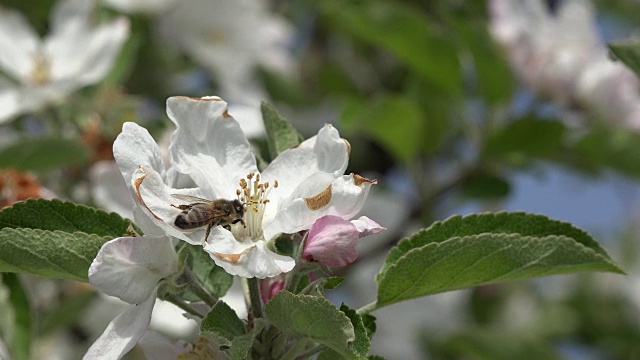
127, 96, 377, 279
84, 236, 179, 359
102, 0, 177, 14
489, 0, 640, 129
0, 0, 130, 123
158, 0, 294, 104
303, 215, 385, 267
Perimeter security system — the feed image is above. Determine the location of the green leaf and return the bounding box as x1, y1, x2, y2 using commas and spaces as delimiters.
261, 102, 304, 160
449, 14, 515, 104
381, 212, 613, 277
342, 95, 423, 162
571, 127, 640, 178
428, 329, 562, 360
182, 245, 233, 300
0, 137, 89, 171
323, 277, 345, 291
484, 118, 566, 163
0, 199, 136, 238
340, 304, 370, 358
316, 304, 371, 360
0, 228, 109, 281
361, 313, 377, 341
201, 300, 264, 360
319, 1, 461, 93
376, 212, 622, 308
1, 273, 31, 360
609, 41, 640, 78
459, 173, 511, 200
265, 292, 361, 359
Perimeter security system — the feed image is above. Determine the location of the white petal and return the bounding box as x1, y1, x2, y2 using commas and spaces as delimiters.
166, 96, 258, 199
133, 206, 167, 237
89, 161, 134, 219
138, 331, 187, 360
49, 0, 92, 35
103, 0, 178, 14
45, 0, 130, 85
83, 289, 156, 360
0, 79, 22, 124
203, 237, 295, 278
261, 124, 349, 211
263, 174, 375, 240
88, 236, 178, 304
0, 8, 39, 81
113, 122, 166, 187
52, 18, 130, 84
227, 102, 266, 138
133, 165, 201, 244
351, 216, 386, 237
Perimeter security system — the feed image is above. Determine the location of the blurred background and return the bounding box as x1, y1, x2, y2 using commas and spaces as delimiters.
1, 0, 640, 359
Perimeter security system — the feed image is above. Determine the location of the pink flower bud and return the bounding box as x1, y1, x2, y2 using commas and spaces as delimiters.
303, 215, 385, 267
260, 276, 285, 303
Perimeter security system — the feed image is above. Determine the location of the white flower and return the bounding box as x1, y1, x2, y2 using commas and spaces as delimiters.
84, 236, 179, 359
102, 0, 177, 14
158, 0, 294, 104
489, 0, 640, 129
123, 96, 376, 278
0, 0, 129, 123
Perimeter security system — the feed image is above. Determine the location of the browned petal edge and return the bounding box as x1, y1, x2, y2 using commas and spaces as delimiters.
353, 173, 377, 187
304, 184, 332, 210
172, 95, 223, 101
343, 139, 351, 155
174, 95, 231, 118
213, 246, 254, 264
133, 166, 162, 220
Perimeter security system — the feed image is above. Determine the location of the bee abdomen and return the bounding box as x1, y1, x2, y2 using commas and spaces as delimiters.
174, 215, 195, 229
174, 211, 210, 229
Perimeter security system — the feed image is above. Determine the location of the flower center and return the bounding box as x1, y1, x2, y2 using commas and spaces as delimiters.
234, 172, 277, 241
30, 51, 51, 85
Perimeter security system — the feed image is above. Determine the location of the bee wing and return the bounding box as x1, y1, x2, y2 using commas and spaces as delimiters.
171, 194, 212, 204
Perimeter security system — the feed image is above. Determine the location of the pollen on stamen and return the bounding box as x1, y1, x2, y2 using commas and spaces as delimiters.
234, 172, 280, 241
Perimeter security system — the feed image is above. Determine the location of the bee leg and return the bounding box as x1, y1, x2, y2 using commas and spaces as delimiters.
171, 204, 191, 211
204, 223, 214, 242
232, 218, 246, 228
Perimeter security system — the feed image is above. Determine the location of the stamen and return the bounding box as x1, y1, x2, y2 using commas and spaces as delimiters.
233, 172, 279, 241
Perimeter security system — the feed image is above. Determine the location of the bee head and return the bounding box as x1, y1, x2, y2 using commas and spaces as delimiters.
233, 199, 244, 217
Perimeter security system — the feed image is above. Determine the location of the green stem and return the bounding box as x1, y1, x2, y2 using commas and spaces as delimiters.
284, 233, 306, 292
290, 343, 325, 360
164, 293, 205, 318
183, 268, 218, 307
246, 277, 264, 319
356, 301, 378, 316
281, 338, 314, 360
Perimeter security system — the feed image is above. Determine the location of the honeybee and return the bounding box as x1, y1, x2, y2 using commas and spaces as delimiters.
171, 194, 245, 242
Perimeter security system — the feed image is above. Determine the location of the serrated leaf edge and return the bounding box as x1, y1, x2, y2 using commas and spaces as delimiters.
378, 211, 608, 281
0, 228, 111, 281
377, 233, 623, 307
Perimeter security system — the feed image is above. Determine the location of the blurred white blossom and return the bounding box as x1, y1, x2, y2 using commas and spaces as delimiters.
158, 0, 295, 105
489, 0, 640, 129
102, 0, 177, 14
0, 0, 130, 123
